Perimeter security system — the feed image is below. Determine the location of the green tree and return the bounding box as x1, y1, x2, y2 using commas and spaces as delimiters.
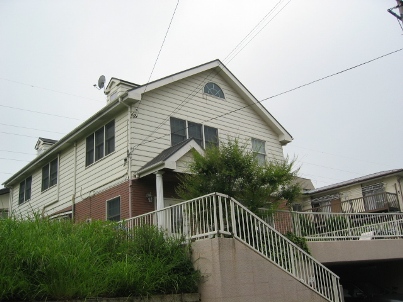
176, 139, 301, 214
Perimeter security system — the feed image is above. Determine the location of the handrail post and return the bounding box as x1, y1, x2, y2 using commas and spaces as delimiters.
218, 195, 225, 237
230, 200, 237, 237
213, 194, 219, 236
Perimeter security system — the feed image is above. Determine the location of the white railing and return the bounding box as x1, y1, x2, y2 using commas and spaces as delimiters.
269, 211, 403, 241
123, 193, 341, 302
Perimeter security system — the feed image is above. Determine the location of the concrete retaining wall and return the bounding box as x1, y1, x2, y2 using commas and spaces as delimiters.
191, 238, 328, 302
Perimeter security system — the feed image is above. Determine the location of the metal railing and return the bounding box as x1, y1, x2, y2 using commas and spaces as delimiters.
123, 193, 341, 302
269, 211, 403, 241
304, 192, 399, 213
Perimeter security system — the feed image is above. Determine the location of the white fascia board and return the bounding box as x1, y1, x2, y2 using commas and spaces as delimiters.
165, 140, 204, 163
126, 59, 292, 145
126, 60, 221, 102
217, 65, 293, 145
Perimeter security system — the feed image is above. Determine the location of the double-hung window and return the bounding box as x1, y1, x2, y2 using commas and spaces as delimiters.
86, 120, 115, 166
170, 117, 218, 148
19, 176, 32, 204
252, 138, 266, 165
107, 196, 120, 221
42, 158, 58, 191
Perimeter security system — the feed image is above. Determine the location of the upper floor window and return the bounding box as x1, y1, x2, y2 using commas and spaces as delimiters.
107, 196, 121, 221
19, 176, 32, 204
42, 158, 58, 191
86, 120, 115, 166
252, 138, 266, 165
204, 82, 225, 99
170, 117, 218, 148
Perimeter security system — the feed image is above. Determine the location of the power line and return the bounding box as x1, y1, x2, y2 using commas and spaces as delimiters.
0, 77, 103, 103
144, 0, 180, 88
0, 123, 66, 135
0, 157, 30, 163
0, 131, 41, 139
131, 47, 403, 152
226, 0, 292, 64
0, 104, 82, 121
0, 150, 36, 156
134, 2, 291, 151
260, 48, 403, 102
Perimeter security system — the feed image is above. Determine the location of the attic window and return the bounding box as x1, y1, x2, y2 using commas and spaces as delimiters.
204, 82, 225, 99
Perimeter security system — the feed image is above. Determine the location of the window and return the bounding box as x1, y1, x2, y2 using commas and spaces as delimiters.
204, 82, 225, 99
188, 122, 203, 146
86, 120, 115, 166
19, 176, 32, 204
42, 158, 58, 191
252, 138, 266, 165
170, 117, 219, 148
204, 125, 219, 148
170, 117, 186, 146
107, 196, 120, 221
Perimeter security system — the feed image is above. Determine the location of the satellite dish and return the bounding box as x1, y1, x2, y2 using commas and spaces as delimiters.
98, 75, 106, 89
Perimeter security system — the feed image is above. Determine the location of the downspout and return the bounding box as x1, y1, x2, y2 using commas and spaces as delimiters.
118, 94, 132, 218
72, 142, 77, 222
8, 186, 13, 216
57, 153, 60, 201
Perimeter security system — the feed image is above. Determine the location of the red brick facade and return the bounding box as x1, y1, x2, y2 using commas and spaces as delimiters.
55, 172, 182, 222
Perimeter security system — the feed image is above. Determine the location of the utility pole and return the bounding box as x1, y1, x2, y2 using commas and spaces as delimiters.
388, 0, 403, 22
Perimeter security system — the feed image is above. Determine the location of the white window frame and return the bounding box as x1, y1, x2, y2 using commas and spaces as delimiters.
252, 138, 266, 165
170, 117, 219, 148
86, 120, 115, 167
106, 196, 121, 221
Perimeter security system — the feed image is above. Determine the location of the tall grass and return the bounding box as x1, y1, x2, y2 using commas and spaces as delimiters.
0, 217, 200, 301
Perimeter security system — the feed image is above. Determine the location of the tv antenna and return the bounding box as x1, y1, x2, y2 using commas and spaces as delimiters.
93, 75, 106, 90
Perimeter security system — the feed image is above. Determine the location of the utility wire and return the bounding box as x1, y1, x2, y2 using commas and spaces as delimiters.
134, 1, 290, 151
0, 158, 30, 163
144, 0, 180, 89
0, 77, 103, 103
0, 123, 66, 135
261, 48, 403, 102
0, 131, 42, 139
0, 150, 36, 156
131, 47, 403, 151
0, 104, 82, 121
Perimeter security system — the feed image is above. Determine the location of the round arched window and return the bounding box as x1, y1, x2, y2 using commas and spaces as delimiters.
203, 82, 225, 99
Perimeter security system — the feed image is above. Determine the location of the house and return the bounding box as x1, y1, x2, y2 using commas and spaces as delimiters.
299, 169, 403, 213
2, 59, 293, 221
0, 187, 9, 218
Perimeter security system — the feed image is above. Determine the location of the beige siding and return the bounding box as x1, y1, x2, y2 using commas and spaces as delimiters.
130, 71, 284, 172
0, 193, 9, 210
174, 151, 194, 173
11, 110, 129, 218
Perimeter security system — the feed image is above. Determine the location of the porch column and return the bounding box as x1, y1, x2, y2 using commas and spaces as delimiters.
155, 171, 165, 228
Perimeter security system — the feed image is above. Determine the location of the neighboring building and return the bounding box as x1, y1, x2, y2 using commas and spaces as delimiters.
2, 60, 293, 221
0, 187, 10, 218
301, 169, 403, 213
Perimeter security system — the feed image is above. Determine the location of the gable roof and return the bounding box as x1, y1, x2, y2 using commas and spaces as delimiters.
305, 169, 403, 195
136, 138, 204, 178
125, 59, 293, 145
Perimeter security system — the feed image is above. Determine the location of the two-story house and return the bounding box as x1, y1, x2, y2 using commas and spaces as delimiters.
2, 60, 293, 222
299, 169, 403, 213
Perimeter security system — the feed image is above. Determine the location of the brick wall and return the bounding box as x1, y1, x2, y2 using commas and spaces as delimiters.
54, 173, 182, 222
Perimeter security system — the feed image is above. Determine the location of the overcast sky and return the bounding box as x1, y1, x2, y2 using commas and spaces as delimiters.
1, 0, 402, 189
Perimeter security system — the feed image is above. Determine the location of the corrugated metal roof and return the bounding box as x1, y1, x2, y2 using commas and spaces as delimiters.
305, 169, 403, 195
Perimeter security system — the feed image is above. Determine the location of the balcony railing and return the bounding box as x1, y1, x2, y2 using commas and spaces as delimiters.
267, 210, 403, 241
122, 193, 342, 302
305, 192, 399, 213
